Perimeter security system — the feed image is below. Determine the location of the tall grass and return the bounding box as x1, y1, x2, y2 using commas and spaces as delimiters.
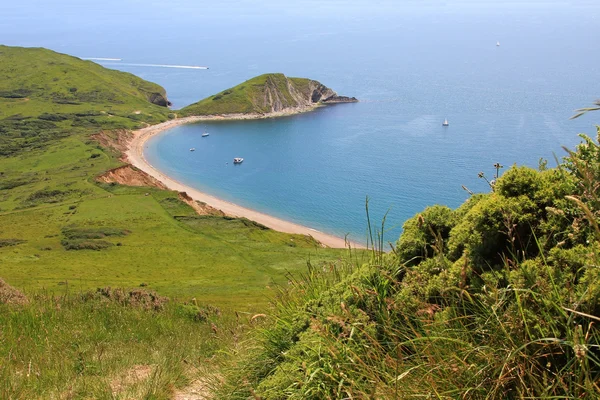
0, 288, 230, 399
218, 247, 599, 398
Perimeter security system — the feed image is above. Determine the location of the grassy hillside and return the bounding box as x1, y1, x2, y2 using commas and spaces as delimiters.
0, 47, 351, 309
179, 73, 335, 116
0, 46, 172, 156
219, 131, 600, 398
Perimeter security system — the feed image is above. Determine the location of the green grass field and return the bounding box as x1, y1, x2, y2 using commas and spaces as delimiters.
0, 289, 235, 399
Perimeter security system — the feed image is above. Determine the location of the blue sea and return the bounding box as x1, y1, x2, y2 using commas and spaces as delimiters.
2, 1, 600, 243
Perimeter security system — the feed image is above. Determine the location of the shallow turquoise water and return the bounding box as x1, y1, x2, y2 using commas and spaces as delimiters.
2, 1, 599, 243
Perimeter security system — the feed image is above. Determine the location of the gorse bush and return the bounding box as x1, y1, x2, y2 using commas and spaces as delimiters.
220, 130, 600, 399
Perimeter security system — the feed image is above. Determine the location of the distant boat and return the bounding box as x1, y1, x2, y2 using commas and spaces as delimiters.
233, 157, 244, 164
190, 148, 195, 151
497, 41, 500, 47
442, 118, 449, 126
202, 132, 209, 137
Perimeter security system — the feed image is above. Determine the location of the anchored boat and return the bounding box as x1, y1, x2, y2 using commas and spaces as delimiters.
442, 118, 449, 126
233, 157, 244, 164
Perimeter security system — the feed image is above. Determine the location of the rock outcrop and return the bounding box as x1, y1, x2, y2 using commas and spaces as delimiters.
322, 95, 359, 104
146, 92, 172, 107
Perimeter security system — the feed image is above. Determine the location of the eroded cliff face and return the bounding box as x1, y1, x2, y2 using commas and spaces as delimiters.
256, 75, 354, 113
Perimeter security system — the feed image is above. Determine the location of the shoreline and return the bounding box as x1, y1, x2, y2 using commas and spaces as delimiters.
125, 110, 365, 249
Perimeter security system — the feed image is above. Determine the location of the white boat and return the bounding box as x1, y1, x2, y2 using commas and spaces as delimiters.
190, 148, 195, 151
442, 118, 449, 126
233, 157, 244, 164
202, 132, 209, 137
497, 41, 500, 47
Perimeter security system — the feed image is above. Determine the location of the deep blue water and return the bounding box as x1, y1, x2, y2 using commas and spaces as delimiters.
2, 1, 600, 243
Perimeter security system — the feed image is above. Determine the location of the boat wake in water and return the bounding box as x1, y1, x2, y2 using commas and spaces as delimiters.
98, 62, 208, 70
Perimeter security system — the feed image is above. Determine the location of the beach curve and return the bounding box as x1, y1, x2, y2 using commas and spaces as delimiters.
125, 110, 365, 249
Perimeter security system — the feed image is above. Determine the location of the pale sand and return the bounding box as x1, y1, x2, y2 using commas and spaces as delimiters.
126, 110, 365, 249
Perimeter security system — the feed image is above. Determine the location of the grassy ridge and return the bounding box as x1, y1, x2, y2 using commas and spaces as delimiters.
0, 46, 170, 117
179, 73, 328, 116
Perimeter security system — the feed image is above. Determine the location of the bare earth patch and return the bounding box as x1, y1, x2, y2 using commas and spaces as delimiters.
110, 364, 155, 396
97, 164, 167, 189
91, 129, 132, 161
179, 192, 226, 217
0, 277, 29, 305
172, 376, 216, 400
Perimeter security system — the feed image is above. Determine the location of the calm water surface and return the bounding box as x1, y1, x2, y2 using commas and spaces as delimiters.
2, 1, 599, 243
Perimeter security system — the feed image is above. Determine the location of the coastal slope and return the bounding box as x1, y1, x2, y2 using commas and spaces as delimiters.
179, 73, 357, 116
0, 46, 172, 155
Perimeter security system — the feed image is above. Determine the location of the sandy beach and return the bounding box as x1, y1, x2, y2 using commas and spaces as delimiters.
125, 111, 364, 249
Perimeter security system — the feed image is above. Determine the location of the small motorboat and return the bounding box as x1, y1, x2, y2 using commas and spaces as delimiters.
496, 41, 500, 47
190, 148, 196, 151
442, 118, 449, 126
233, 157, 244, 164
202, 132, 209, 137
